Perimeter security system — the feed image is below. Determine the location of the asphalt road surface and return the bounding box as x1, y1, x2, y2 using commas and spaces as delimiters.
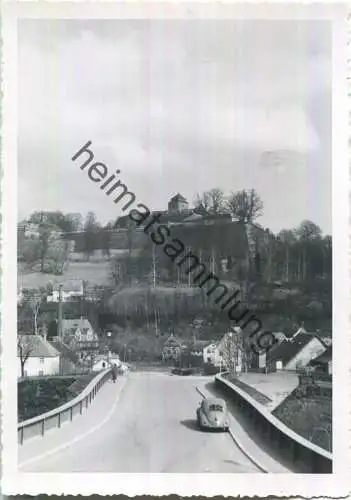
22, 372, 260, 473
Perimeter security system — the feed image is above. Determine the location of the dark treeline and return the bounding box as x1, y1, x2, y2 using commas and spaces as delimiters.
18, 188, 332, 286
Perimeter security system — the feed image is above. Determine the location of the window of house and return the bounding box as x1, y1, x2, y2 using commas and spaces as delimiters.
39, 357, 44, 364
38, 370, 44, 376
207, 357, 211, 363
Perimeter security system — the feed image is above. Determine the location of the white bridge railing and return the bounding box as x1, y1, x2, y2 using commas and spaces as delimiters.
18, 368, 112, 445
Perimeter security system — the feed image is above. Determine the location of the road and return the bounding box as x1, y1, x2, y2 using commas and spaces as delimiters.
20, 372, 260, 473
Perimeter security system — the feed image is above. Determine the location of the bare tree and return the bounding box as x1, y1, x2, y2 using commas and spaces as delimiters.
18, 335, 33, 377
38, 221, 59, 272
220, 328, 244, 376
194, 188, 226, 215
226, 189, 263, 223
277, 229, 296, 282
22, 289, 45, 335
295, 220, 322, 282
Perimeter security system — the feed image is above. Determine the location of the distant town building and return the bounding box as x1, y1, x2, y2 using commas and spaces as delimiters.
203, 342, 221, 365
162, 334, 182, 361
167, 193, 189, 214
61, 318, 98, 348
21, 222, 41, 238
47, 280, 84, 302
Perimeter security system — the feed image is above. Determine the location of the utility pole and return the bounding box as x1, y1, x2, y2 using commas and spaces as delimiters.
58, 284, 63, 340
58, 284, 63, 374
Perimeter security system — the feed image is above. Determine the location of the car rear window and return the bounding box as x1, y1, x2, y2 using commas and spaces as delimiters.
208, 404, 223, 412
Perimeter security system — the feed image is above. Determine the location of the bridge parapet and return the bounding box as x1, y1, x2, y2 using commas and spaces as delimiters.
215, 373, 332, 473
18, 368, 112, 445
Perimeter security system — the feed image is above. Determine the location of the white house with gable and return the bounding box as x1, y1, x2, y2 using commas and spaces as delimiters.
203, 342, 221, 365
18, 335, 60, 378
267, 330, 326, 371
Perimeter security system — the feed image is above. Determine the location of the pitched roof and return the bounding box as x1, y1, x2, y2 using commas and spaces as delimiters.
169, 193, 188, 204
268, 333, 318, 365
62, 318, 93, 333
50, 340, 80, 364
310, 346, 332, 364
18, 335, 60, 358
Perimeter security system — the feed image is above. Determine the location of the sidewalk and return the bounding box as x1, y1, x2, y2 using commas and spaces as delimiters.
19, 376, 128, 469
232, 371, 299, 411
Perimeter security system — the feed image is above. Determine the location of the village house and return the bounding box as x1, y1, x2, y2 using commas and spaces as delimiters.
18, 335, 60, 378
61, 318, 98, 350
50, 338, 83, 374
167, 193, 189, 214
309, 346, 332, 375
266, 330, 326, 372
188, 339, 210, 357
161, 334, 183, 361
203, 342, 221, 366
47, 280, 84, 302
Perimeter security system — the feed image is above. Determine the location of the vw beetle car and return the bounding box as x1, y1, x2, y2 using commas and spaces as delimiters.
196, 397, 229, 431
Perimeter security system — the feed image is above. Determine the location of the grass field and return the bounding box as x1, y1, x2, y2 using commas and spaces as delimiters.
19, 261, 111, 289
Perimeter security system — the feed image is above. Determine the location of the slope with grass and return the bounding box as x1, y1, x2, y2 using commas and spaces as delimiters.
272, 390, 332, 451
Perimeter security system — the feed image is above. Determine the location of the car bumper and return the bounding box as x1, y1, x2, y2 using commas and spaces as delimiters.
200, 421, 229, 431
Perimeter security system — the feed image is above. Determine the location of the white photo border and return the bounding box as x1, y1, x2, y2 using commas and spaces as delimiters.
1, 1, 350, 496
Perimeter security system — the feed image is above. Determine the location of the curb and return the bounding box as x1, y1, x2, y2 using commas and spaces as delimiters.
196, 384, 268, 473
227, 427, 268, 473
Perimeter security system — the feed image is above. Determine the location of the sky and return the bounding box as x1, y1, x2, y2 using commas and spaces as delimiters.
18, 19, 331, 234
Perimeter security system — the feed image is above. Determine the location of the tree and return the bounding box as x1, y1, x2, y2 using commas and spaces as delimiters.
37, 221, 60, 272
194, 188, 226, 215
65, 213, 83, 232
226, 189, 263, 223
322, 235, 332, 279
102, 222, 113, 259
21, 288, 47, 335
220, 328, 244, 376
18, 238, 41, 267
295, 220, 322, 282
295, 220, 322, 241
277, 229, 297, 282
18, 335, 34, 377
83, 212, 100, 261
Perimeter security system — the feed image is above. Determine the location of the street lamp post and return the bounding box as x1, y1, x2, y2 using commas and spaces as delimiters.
106, 331, 112, 365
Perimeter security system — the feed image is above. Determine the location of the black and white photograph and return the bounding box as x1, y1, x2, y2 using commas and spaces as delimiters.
1, 1, 349, 497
